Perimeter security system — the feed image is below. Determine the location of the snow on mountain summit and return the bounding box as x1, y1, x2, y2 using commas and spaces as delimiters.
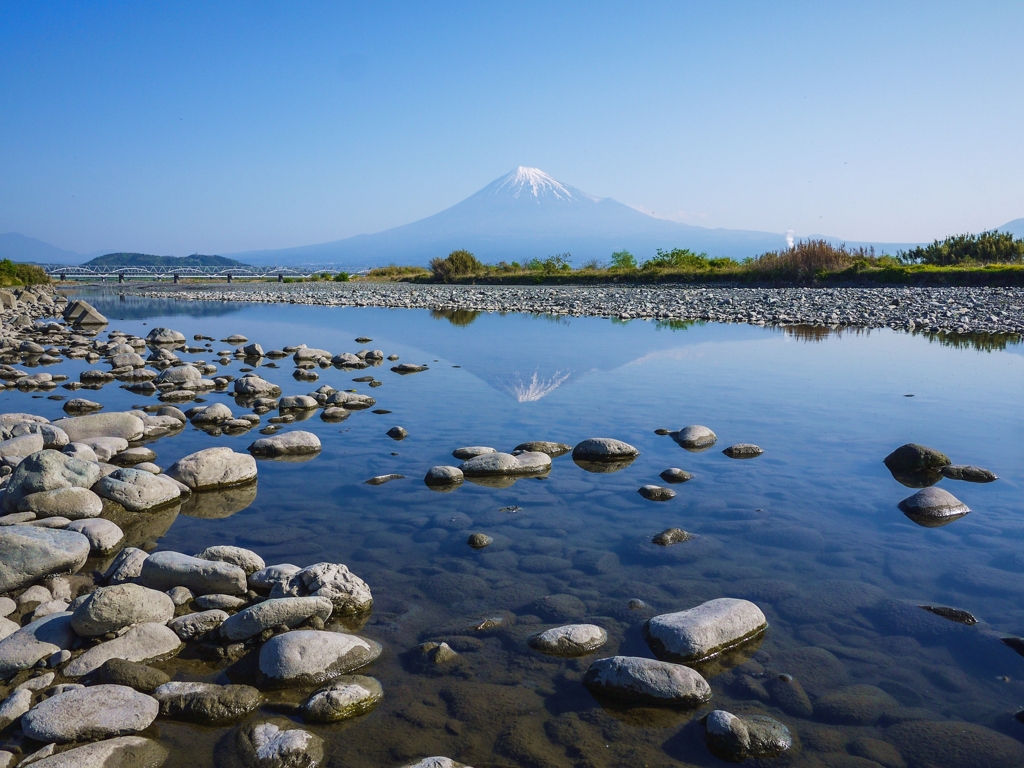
491, 166, 579, 202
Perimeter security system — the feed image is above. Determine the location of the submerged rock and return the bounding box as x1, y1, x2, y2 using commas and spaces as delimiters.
644, 598, 767, 663
885, 720, 1024, 768
919, 604, 977, 625
300, 675, 383, 722
233, 719, 325, 768
704, 710, 792, 762
639, 485, 675, 501
939, 464, 997, 483
466, 533, 493, 549
154, 681, 262, 724
582, 655, 711, 706
653, 528, 692, 546
528, 624, 607, 656
722, 444, 763, 458
898, 487, 970, 526
814, 684, 899, 725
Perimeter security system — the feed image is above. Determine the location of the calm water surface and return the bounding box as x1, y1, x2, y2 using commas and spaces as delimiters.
10, 291, 1024, 767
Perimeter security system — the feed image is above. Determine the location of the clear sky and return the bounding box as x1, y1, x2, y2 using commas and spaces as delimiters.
2, 1, 1022, 255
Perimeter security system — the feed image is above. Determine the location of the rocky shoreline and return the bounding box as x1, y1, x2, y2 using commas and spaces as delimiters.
111, 282, 1024, 335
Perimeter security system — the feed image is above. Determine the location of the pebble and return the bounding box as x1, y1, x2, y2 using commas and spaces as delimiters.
644, 598, 767, 663
386, 426, 408, 440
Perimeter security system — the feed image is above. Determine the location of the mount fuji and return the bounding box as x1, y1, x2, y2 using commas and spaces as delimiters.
230, 167, 792, 267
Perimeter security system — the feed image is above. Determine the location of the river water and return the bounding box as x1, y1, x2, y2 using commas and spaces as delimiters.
9, 291, 1024, 767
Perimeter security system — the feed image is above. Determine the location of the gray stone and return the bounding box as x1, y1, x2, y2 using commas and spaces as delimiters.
258, 630, 382, 687
673, 425, 717, 449
582, 655, 711, 706
62, 299, 108, 326
71, 584, 175, 637
451, 446, 495, 460
723, 443, 764, 458
0, 688, 32, 729
466, 533, 492, 549
898, 487, 970, 525
85, 658, 170, 692
103, 547, 149, 584
0, 433, 44, 461
639, 484, 675, 501
22, 684, 159, 742
166, 447, 257, 490
660, 468, 694, 483
270, 562, 372, 614
653, 528, 692, 546
243, 343, 264, 357
279, 395, 319, 410
233, 375, 282, 398
0, 613, 76, 677
644, 598, 767, 663
571, 438, 639, 462
398, 760, 468, 768
939, 464, 997, 483
63, 622, 182, 677
249, 564, 301, 592
424, 466, 464, 486
194, 545, 265, 575
704, 710, 792, 762
886, 719, 1024, 768
16, 671, 55, 691
386, 426, 408, 440
168, 609, 228, 641
884, 443, 951, 471
528, 624, 607, 656
95, 468, 181, 511
146, 327, 186, 344
51, 412, 145, 443
0, 527, 90, 593
26, 737, 167, 768
460, 451, 550, 477
512, 441, 572, 457
66, 518, 124, 554
79, 436, 128, 463
62, 442, 99, 463
0, 597, 15, 617
300, 675, 383, 722
63, 398, 103, 414
234, 719, 324, 768
220, 596, 333, 641
153, 681, 262, 724
248, 431, 321, 457
140, 551, 247, 595
189, 402, 232, 425
17, 487, 103, 519
3, 449, 102, 513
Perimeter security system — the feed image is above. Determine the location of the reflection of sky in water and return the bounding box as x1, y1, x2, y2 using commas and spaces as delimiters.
27, 292, 1024, 768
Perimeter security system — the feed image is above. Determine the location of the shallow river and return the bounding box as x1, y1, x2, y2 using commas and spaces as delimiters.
9, 291, 1024, 767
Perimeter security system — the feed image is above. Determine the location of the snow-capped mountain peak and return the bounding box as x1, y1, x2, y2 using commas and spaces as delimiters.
491, 166, 577, 202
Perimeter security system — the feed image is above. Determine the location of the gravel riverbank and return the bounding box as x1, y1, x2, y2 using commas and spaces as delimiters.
109, 282, 1024, 335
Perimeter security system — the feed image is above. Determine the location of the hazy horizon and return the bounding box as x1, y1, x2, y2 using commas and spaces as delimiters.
2, 2, 1022, 257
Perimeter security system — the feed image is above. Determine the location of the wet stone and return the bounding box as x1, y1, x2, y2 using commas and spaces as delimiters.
84, 658, 171, 693
939, 464, 997, 482
673, 424, 717, 449
884, 443, 951, 472
660, 467, 694, 483
704, 710, 792, 762
653, 528, 692, 546
571, 437, 639, 462
300, 675, 383, 722
21, 683, 159, 743
153, 681, 263, 724
528, 624, 607, 656
512, 441, 572, 457
644, 598, 767, 663
258, 630, 383, 687
722, 443, 763, 458
639, 484, 675, 501
386, 426, 408, 440
898, 487, 970, 525
919, 604, 977, 625
466, 533, 493, 549
233, 718, 325, 768
582, 655, 711, 706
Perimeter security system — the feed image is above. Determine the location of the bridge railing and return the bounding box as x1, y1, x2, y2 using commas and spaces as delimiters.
39, 265, 361, 282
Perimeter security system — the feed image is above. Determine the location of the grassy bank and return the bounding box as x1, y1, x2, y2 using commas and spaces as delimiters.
0, 259, 49, 288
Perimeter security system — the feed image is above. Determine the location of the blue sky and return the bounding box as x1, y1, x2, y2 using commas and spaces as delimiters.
1, 1, 1022, 255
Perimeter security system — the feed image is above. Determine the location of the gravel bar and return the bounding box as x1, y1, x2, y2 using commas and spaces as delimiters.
120, 282, 1024, 335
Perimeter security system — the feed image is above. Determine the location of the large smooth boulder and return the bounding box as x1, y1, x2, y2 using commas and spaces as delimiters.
140, 551, 247, 595
16, 487, 103, 520
233, 375, 282, 397
2, 449, 101, 512
0, 433, 44, 461
220, 597, 333, 642
247, 431, 321, 458
424, 466, 464, 486
0, 527, 90, 593
195, 546, 265, 575
166, 447, 257, 490
572, 438, 639, 462
63, 622, 182, 677
582, 656, 711, 706
26, 736, 166, 768
644, 598, 767, 663
146, 327, 185, 345
459, 451, 551, 477
0, 612, 76, 677
71, 584, 176, 637
95, 468, 181, 512
190, 402, 233, 425
67, 518, 124, 555
21, 684, 158, 743
258, 630, 382, 687
154, 365, 202, 388
270, 562, 372, 614
300, 675, 383, 722
672, 425, 717, 449
52, 412, 145, 443
168, 609, 228, 641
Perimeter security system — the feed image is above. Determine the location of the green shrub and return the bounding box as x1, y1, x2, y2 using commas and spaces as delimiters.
899, 231, 1024, 266
333, 272, 350, 282
367, 265, 428, 278
643, 248, 710, 270
0, 259, 49, 286
429, 249, 482, 282
526, 253, 572, 274
610, 250, 637, 270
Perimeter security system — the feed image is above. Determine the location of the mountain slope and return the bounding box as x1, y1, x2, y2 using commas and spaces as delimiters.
230, 167, 790, 267
84, 253, 247, 268
0, 232, 87, 265
998, 218, 1024, 239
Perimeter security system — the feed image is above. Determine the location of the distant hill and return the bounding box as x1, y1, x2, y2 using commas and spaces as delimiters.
83, 253, 247, 268
0, 232, 88, 265
998, 218, 1024, 239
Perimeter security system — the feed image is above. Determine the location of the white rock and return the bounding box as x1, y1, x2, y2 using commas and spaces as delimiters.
644, 598, 767, 663
194, 545, 265, 574
270, 562, 372, 614
528, 624, 608, 656
166, 446, 257, 490
0, 613, 76, 677
139, 551, 247, 595
63, 622, 182, 677
70, 584, 176, 637
258, 630, 382, 687
66, 518, 124, 554
582, 655, 712, 705
220, 597, 333, 642
51, 412, 145, 443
